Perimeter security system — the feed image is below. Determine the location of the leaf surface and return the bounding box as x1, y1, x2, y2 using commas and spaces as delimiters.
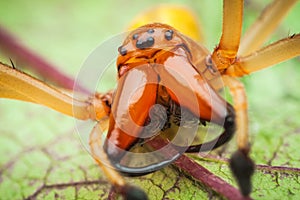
1, 1, 300, 199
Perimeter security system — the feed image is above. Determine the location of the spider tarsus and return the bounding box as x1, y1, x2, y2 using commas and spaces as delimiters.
229, 149, 255, 197
119, 185, 148, 200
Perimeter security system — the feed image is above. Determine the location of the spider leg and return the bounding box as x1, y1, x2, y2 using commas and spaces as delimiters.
239, 0, 298, 56
211, 0, 243, 71
226, 34, 300, 76
89, 123, 147, 200
203, 74, 254, 196
222, 76, 249, 151
0, 26, 87, 92
90, 122, 124, 186
222, 76, 254, 197
0, 62, 110, 121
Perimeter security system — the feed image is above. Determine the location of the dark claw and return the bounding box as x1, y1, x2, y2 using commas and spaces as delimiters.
119, 185, 148, 200
229, 150, 255, 196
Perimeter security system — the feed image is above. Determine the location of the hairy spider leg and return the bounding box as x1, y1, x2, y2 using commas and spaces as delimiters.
238, 0, 298, 56
210, 0, 299, 196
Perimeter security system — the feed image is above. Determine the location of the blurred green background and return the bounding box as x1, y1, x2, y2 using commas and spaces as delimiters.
0, 0, 300, 199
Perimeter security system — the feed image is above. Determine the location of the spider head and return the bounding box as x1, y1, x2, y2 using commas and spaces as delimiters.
116, 23, 188, 77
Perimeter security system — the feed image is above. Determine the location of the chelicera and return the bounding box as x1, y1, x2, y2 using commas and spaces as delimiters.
107, 23, 236, 172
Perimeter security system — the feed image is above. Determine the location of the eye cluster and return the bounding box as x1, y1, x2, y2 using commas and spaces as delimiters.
118, 28, 175, 56
135, 31, 155, 50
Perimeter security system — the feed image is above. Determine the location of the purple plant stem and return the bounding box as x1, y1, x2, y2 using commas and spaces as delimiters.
149, 138, 252, 200
0, 26, 88, 93
174, 155, 252, 200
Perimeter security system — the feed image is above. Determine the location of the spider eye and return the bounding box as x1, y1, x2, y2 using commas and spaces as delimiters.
165, 30, 174, 41
118, 46, 127, 56
136, 36, 155, 49
147, 29, 155, 34
132, 33, 139, 40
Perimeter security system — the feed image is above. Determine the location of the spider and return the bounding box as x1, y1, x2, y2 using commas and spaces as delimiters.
0, 0, 299, 199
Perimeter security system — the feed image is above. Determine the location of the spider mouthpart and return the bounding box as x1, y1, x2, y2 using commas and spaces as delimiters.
229, 150, 255, 196
120, 185, 148, 200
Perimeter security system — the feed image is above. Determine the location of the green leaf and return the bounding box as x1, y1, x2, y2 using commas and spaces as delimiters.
1, 1, 300, 199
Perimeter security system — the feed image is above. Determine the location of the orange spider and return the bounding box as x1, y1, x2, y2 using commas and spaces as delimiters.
1, 0, 299, 199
